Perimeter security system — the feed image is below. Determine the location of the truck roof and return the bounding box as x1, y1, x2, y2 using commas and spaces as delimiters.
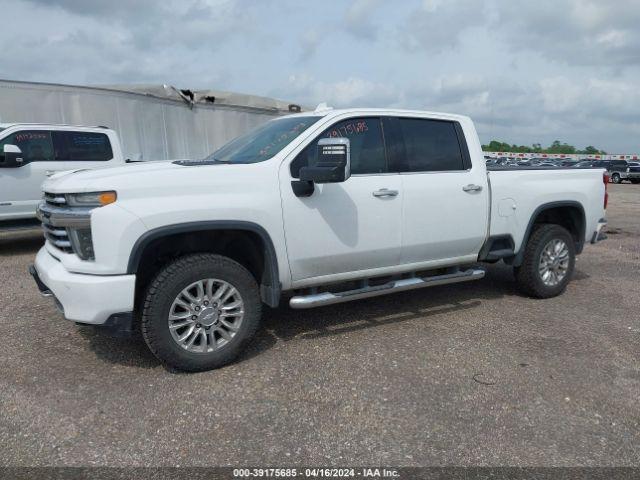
285, 106, 471, 123
0, 122, 112, 130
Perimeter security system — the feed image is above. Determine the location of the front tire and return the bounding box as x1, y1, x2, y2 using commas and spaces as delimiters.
611, 173, 621, 184
514, 224, 576, 298
141, 254, 261, 372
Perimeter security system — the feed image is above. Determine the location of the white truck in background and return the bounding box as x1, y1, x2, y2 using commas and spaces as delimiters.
30, 107, 609, 372
0, 124, 125, 225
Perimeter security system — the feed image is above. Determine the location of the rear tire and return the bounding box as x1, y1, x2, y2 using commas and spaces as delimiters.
514, 224, 576, 299
141, 253, 261, 372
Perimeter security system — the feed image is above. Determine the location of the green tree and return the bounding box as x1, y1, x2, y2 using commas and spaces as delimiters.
579, 145, 607, 155
481, 139, 605, 155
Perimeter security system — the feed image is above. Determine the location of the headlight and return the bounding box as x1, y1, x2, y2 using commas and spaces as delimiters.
66, 191, 117, 207
626, 167, 630, 173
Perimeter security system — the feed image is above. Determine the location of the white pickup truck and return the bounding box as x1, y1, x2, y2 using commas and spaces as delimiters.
0, 124, 125, 224
30, 107, 608, 371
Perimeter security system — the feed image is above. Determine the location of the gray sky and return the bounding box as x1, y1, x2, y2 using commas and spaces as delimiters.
2, 0, 639, 152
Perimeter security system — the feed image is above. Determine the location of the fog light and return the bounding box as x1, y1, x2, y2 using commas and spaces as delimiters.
68, 228, 94, 260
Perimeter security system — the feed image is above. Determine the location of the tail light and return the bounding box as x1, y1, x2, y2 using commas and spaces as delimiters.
603, 172, 609, 209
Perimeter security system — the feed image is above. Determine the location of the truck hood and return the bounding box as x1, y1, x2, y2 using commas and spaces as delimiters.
42, 160, 249, 194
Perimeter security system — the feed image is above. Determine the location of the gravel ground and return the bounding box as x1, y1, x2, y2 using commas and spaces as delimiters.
0, 184, 638, 467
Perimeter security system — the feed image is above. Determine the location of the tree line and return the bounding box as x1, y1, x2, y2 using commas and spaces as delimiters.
481, 140, 607, 155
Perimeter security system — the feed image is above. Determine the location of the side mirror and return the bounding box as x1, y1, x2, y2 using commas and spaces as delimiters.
1, 144, 24, 168
299, 137, 351, 184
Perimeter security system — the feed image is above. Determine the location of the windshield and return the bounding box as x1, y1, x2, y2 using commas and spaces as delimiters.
205, 116, 321, 164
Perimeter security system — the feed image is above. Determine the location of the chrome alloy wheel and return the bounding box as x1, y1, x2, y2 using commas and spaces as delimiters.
168, 279, 244, 353
538, 239, 570, 287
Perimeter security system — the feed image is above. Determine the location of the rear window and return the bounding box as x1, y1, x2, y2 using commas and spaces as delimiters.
396, 118, 465, 172
52, 131, 113, 161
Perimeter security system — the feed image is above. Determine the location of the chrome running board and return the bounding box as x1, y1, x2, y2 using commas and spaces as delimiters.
289, 268, 485, 309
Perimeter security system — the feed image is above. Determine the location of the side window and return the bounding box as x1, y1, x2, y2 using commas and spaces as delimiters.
397, 118, 465, 172
0, 130, 54, 163
52, 131, 113, 161
290, 117, 387, 177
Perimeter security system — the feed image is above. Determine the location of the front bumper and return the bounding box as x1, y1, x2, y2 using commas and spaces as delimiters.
31, 247, 136, 325
627, 171, 640, 179
591, 218, 607, 244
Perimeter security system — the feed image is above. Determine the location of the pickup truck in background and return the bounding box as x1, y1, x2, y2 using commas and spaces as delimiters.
0, 124, 125, 225
30, 107, 609, 371
607, 160, 640, 184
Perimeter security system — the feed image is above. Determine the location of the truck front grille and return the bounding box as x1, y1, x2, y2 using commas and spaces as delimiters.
41, 220, 74, 254
39, 192, 91, 256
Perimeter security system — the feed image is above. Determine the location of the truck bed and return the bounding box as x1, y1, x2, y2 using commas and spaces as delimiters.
487, 167, 606, 253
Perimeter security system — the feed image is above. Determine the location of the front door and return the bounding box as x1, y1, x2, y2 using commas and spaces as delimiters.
280, 117, 402, 285
0, 129, 57, 220
0, 129, 118, 220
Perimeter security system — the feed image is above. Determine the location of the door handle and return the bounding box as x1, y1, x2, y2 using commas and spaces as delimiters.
372, 188, 399, 198
462, 184, 483, 192
45, 170, 59, 177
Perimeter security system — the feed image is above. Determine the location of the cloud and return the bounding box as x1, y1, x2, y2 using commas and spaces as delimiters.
539, 76, 640, 122
299, 29, 321, 62
495, 0, 640, 67
283, 74, 402, 108
1, 0, 253, 86
398, 0, 640, 67
400, 0, 487, 52
344, 0, 384, 40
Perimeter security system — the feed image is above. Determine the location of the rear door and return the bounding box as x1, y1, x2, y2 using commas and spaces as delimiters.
389, 116, 489, 265
50, 130, 119, 175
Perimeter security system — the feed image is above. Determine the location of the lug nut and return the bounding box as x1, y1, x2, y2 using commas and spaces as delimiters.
213, 303, 218, 307
196, 323, 201, 328
192, 315, 197, 320
203, 301, 209, 306
195, 306, 200, 311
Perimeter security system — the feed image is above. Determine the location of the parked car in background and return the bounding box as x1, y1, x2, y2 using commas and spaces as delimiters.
573, 160, 606, 169
0, 124, 126, 225
559, 159, 579, 167
31, 107, 608, 371
626, 162, 640, 184
607, 160, 630, 184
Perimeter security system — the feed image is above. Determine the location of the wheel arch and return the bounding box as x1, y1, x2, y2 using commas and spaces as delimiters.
127, 221, 280, 307
510, 201, 586, 267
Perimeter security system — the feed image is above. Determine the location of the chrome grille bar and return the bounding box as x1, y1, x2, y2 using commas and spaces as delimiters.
44, 192, 67, 207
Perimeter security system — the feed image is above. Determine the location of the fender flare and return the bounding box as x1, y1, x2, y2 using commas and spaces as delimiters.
127, 221, 281, 307
510, 201, 586, 266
